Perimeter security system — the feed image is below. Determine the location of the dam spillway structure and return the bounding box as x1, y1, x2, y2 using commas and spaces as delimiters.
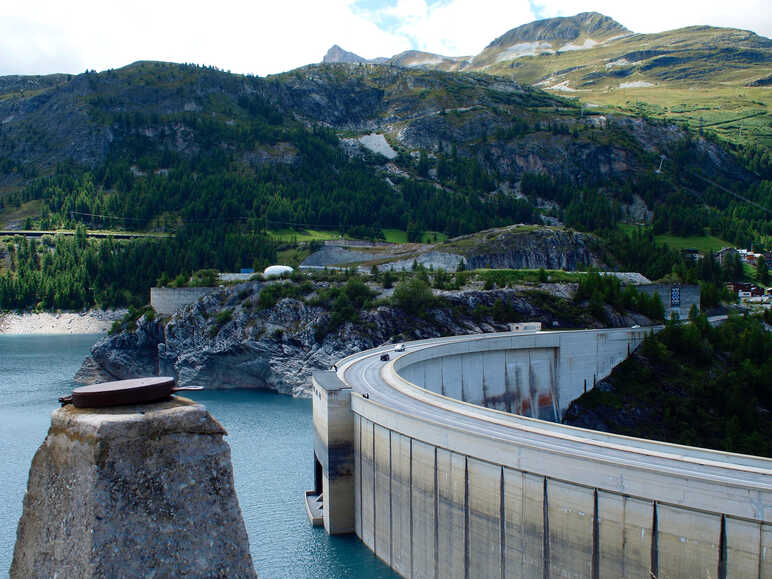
309, 328, 772, 578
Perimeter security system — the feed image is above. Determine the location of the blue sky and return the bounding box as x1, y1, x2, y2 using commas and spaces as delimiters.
1, 0, 770, 76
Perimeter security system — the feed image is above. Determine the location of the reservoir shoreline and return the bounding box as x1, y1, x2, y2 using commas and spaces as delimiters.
0, 309, 126, 335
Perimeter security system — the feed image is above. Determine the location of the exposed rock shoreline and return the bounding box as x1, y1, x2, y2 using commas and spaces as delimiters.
0, 309, 127, 335
75, 280, 650, 397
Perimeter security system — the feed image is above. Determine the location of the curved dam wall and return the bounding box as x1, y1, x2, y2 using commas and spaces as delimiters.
393, 328, 650, 421
314, 329, 772, 578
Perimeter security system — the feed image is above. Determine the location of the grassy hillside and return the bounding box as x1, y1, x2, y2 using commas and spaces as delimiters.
480, 24, 772, 148
326, 14, 771, 148
576, 87, 772, 148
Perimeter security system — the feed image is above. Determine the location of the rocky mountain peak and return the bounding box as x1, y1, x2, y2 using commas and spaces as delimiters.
487, 12, 630, 48
323, 45, 368, 64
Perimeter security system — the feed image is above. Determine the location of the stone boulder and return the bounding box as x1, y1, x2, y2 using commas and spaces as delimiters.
11, 397, 256, 578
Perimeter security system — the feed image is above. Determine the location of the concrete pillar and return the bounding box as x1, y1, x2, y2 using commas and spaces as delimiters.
312, 371, 355, 535
11, 396, 255, 578
390, 431, 413, 577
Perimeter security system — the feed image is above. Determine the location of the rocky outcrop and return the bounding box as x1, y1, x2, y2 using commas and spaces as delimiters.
74, 314, 164, 383
446, 226, 603, 270
323, 45, 369, 64
300, 226, 604, 272
11, 397, 255, 578
487, 12, 629, 48
75, 281, 649, 396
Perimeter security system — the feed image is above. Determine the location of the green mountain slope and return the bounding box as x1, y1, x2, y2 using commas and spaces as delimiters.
0, 61, 766, 243
0, 59, 768, 310
323, 13, 772, 147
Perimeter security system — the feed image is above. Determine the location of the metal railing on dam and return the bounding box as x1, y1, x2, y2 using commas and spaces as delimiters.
310, 328, 771, 578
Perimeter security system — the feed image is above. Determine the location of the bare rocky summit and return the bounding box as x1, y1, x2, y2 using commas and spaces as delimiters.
323, 44, 369, 64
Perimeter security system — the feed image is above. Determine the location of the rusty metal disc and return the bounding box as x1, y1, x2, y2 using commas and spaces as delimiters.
70, 377, 177, 408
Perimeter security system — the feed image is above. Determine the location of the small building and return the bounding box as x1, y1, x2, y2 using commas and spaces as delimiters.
737, 249, 763, 266
635, 283, 700, 320
729, 282, 765, 297
509, 322, 542, 332
715, 247, 737, 267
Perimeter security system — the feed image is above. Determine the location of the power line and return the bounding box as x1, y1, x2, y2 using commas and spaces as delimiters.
652, 158, 772, 216
686, 172, 772, 216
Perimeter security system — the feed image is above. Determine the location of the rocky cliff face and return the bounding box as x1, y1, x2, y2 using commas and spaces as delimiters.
75, 280, 650, 396
300, 226, 605, 272
445, 226, 603, 270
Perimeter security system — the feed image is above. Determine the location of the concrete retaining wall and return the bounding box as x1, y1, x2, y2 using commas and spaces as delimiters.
150, 287, 216, 315
636, 283, 700, 320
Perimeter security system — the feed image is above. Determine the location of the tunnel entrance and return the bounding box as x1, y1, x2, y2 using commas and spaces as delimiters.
314, 454, 323, 494
304, 453, 324, 527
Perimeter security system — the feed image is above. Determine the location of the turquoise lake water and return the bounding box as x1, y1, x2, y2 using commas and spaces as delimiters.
0, 334, 395, 578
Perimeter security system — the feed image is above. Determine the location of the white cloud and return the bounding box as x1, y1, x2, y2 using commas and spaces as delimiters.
0, 0, 769, 77
0, 0, 411, 76
375, 0, 536, 55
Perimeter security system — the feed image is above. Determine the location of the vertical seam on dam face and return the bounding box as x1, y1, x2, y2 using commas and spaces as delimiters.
359, 416, 364, 534
621, 495, 628, 579
410, 438, 414, 579
592, 489, 600, 579
520, 472, 527, 578
372, 421, 377, 555
499, 466, 506, 579
527, 352, 534, 418
551, 348, 559, 422
389, 430, 393, 569
718, 514, 727, 579
651, 501, 659, 578
433, 447, 439, 579
464, 457, 470, 579
756, 521, 763, 579
543, 477, 550, 579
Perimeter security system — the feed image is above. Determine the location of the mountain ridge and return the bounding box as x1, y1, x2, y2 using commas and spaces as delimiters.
485, 12, 630, 47
322, 12, 772, 92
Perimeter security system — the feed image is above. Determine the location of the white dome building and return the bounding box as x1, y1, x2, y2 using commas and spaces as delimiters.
263, 265, 294, 279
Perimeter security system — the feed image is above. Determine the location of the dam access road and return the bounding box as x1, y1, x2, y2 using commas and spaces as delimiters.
311, 327, 771, 578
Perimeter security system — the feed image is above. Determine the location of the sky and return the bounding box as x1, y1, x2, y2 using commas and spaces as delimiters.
1, 0, 770, 77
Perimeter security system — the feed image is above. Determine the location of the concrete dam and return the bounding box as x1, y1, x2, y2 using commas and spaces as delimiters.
309, 328, 772, 578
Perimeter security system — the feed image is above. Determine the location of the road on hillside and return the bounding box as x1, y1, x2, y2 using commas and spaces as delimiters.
0, 230, 172, 240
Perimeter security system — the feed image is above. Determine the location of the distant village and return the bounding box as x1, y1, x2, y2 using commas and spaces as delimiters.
711, 247, 771, 304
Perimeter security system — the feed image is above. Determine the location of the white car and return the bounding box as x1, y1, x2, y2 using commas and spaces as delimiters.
394, 343, 406, 352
